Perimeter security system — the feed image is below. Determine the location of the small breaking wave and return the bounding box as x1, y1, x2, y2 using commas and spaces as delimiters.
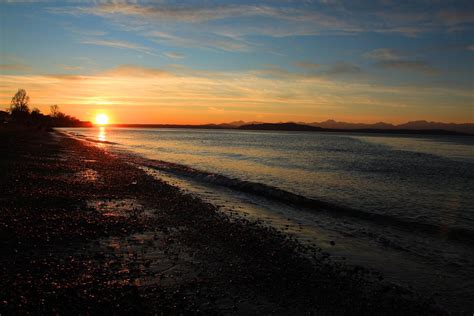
138, 158, 473, 246
57, 130, 118, 145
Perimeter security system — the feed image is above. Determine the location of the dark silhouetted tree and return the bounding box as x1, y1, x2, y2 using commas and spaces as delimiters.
10, 89, 30, 121
30, 107, 47, 126
0, 110, 9, 123
48, 104, 82, 127
50, 104, 60, 117
5, 89, 89, 127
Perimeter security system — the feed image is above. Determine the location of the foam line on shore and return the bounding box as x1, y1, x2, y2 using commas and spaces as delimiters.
138, 158, 474, 246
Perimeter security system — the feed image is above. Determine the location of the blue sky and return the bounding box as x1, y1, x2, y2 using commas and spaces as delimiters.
1, 0, 473, 124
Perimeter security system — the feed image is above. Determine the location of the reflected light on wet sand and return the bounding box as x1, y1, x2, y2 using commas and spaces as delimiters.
98, 127, 106, 142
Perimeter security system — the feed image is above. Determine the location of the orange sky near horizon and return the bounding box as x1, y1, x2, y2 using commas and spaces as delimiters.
1, 66, 472, 125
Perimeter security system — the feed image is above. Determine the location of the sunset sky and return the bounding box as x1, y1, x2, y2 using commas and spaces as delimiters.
1, 0, 473, 124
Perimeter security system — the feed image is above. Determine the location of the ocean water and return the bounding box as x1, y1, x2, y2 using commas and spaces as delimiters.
62, 127, 474, 311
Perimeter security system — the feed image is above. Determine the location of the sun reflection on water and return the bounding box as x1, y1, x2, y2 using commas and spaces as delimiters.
98, 126, 106, 142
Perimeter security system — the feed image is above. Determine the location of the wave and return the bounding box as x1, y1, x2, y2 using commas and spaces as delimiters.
83, 138, 118, 145
136, 158, 474, 246
57, 130, 118, 144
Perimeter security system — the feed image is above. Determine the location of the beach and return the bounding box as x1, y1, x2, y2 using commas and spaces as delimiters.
0, 126, 447, 314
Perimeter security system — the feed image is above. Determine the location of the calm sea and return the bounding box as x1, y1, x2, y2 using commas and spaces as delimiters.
62, 127, 474, 312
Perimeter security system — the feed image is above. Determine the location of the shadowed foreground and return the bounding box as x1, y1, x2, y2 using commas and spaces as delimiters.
0, 126, 446, 314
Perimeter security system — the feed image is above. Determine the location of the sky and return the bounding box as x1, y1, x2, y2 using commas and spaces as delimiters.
0, 0, 473, 124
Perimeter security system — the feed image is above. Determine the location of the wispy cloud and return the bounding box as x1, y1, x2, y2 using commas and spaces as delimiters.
61, 65, 83, 71
437, 10, 474, 26
258, 61, 362, 78
375, 60, 438, 75
40, 1, 474, 42
88, 4, 282, 23
137, 4, 359, 36
149, 31, 250, 52
80, 38, 155, 55
374, 7, 474, 35
364, 48, 407, 61
252, 65, 307, 79
164, 52, 185, 59
293, 61, 320, 70
324, 61, 362, 75
365, 48, 438, 75
0, 63, 31, 73
102, 65, 173, 77
62, 25, 107, 37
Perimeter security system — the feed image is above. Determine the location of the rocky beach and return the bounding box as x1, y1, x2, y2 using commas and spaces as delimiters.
0, 126, 447, 314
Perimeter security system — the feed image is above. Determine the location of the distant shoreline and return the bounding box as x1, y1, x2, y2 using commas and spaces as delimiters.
86, 122, 473, 136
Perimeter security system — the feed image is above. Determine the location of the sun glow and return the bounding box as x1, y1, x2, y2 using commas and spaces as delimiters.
95, 113, 109, 125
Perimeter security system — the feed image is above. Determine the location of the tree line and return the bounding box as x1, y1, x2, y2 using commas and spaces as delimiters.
1, 89, 91, 128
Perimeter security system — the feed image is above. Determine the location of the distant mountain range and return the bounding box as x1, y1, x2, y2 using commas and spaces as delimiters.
220, 120, 473, 134
111, 120, 473, 135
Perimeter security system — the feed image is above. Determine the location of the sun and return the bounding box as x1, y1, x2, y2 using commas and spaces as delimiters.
95, 113, 109, 125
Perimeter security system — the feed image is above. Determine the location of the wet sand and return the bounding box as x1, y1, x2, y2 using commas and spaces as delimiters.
0, 126, 446, 314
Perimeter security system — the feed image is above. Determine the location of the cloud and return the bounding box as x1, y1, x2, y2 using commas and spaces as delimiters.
252, 65, 305, 79
324, 61, 362, 75
208, 106, 225, 113
373, 6, 474, 35
293, 61, 320, 70
45, 2, 474, 42
364, 48, 438, 75
102, 65, 173, 77
67, 3, 288, 23
46, 2, 416, 40
61, 65, 83, 71
0, 63, 31, 72
364, 48, 407, 61
437, 10, 474, 26
247, 62, 362, 79
164, 52, 185, 59
80, 38, 155, 55
375, 60, 438, 75
45, 74, 87, 81
62, 25, 107, 37
149, 31, 250, 52
81, 3, 367, 35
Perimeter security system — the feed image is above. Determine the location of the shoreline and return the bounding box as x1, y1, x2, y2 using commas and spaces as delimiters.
0, 126, 447, 314
65, 124, 474, 136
